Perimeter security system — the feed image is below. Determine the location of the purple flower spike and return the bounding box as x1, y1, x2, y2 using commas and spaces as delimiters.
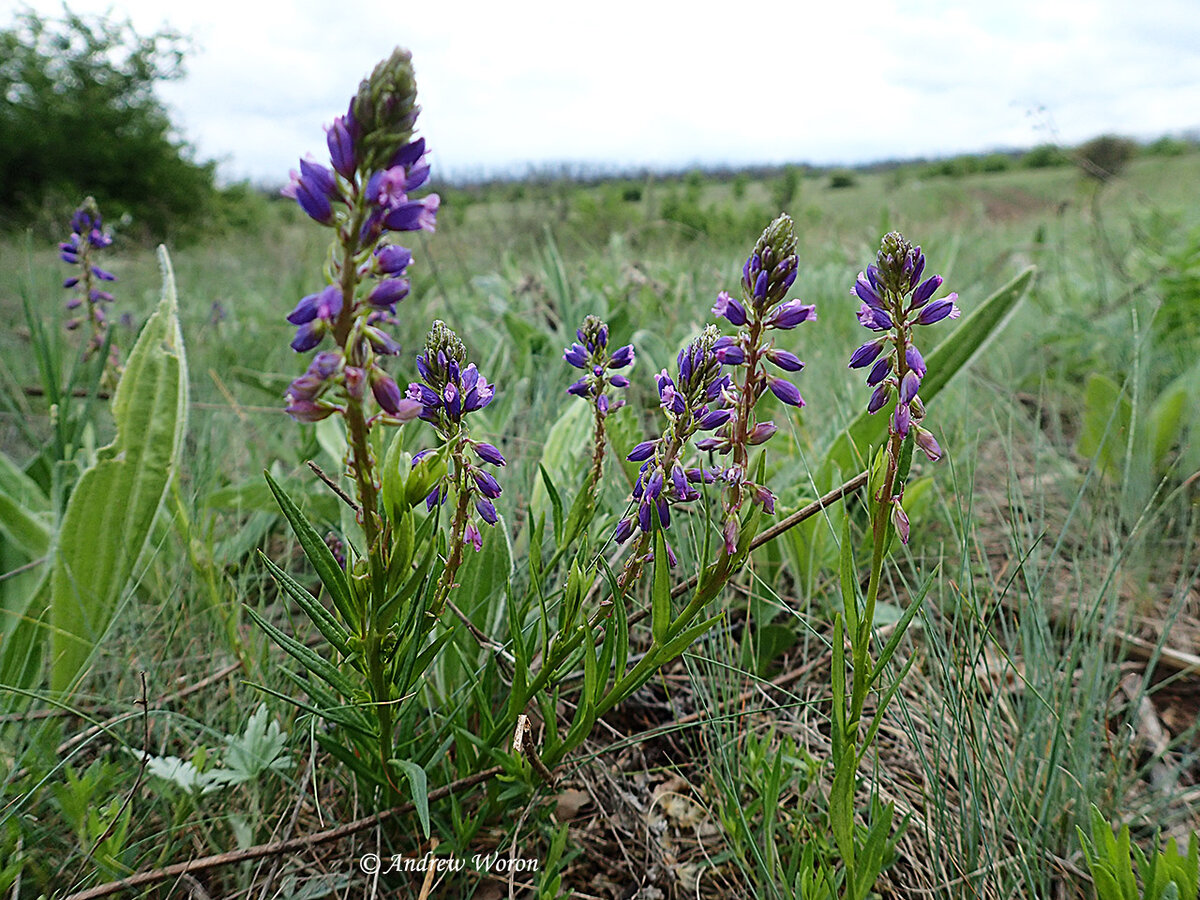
915, 294, 961, 325
713, 290, 748, 326
768, 377, 805, 407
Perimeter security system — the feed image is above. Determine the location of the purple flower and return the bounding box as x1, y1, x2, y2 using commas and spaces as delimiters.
374, 244, 413, 276
474, 442, 506, 466
628, 439, 658, 462
766, 348, 804, 372
768, 377, 805, 407
915, 294, 961, 325
765, 300, 817, 330
849, 338, 886, 369
475, 498, 498, 525
326, 115, 357, 179
915, 427, 943, 461
857, 304, 893, 331
910, 274, 942, 310
713, 290, 748, 325
383, 195, 440, 232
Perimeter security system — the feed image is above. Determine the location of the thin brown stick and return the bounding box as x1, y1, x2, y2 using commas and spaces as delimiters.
62, 766, 505, 900
306, 460, 360, 514
644, 469, 869, 623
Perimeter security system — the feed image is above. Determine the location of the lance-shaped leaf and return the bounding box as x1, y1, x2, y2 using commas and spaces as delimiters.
50, 247, 188, 693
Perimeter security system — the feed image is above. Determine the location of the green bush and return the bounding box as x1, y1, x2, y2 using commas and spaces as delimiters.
0, 7, 218, 239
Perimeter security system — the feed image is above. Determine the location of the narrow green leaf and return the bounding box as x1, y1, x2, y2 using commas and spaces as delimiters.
829, 753, 857, 869
580, 624, 597, 701
830, 615, 847, 737
258, 551, 351, 656
245, 606, 358, 698
539, 464, 565, 545
275, 669, 376, 738
391, 759, 431, 838
839, 518, 859, 639
50, 246, 188, 693
870, 571, 934, 685
651, 530, 671, 645
612, 574, 629, 680
659, 611, 724, 661
264, 470, 356, 629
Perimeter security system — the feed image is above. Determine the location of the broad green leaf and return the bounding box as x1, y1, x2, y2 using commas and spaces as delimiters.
50, 247, 188, 693
1076, 373, 1129, 471
823, 266, 1034, 483
454, 514, 514, 630
530, 401, 591, 530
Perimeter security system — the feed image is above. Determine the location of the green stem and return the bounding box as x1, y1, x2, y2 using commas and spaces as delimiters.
430, 439, 473, 617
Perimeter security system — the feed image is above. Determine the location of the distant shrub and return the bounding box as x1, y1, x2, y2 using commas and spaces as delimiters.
621, 183, 643, 202
980, 153, 1012, 173
772, 164, 801, 209
1076, 135, 1137, 182
1143, 136, 1193, 157
0, 8, 218, 238
829, 170, 857, 189
1022, 144, 1066, 169
732, 172, 749, 201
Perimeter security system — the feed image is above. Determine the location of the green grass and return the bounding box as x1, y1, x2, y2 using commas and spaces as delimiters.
1, 151, 1198, 898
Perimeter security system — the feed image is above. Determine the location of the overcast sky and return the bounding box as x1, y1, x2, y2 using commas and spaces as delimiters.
12, 0, 1200, 184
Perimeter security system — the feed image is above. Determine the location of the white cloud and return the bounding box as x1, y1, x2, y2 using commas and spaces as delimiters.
10, 0, 1200, 182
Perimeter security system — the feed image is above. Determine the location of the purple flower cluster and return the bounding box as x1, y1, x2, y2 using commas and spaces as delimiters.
708, 214, 816, 552
849, 232, 959, 541
408, 321, 504, 550
282, 48, 439, 425
616, 326, 734, 564
564, 315, 635, 415
60, 197, 116, 336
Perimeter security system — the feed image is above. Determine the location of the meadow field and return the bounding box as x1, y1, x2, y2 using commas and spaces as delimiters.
1, 148, 1199, 898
